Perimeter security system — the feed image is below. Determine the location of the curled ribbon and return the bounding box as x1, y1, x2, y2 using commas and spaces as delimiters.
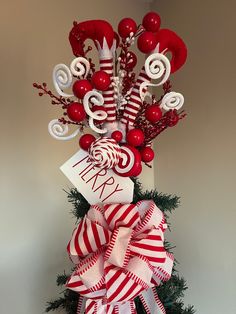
66, 200, 174, 314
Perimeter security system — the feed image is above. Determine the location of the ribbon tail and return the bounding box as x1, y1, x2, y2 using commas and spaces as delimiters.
77, 295, 86, 314
139, 287, 166, 314
115, 301, 136, 314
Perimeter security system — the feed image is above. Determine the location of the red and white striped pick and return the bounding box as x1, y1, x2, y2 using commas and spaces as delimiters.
66, 200, 173, 314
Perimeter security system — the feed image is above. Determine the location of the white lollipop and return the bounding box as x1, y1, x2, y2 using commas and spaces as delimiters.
88, 137, 121, 169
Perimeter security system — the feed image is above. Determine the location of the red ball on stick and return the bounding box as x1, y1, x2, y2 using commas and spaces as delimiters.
142, 12, 161, 33
79, 134, 96, 151
91, 71, 111, 91
72, 79, 92, 99
111, 130, 123, 143
137, 31, 157, 53
140, 146, 155, 162
145, 105, 162, 123
126, 128, 145, 147
67, 102, 86, 122
118, 18, 137, 38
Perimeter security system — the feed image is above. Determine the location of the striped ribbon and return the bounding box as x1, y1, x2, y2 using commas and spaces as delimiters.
66, 200, 173, 313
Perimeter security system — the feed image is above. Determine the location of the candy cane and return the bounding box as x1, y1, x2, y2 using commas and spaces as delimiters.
121, 28, 187, 126
69, 20, 117, 122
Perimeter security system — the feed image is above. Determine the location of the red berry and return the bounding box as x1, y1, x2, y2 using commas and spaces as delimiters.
118, 18, 137, 38
126, 51, 137, 70
111, 130, 123, 143
140, 146, 155, 162
67, 102, 86, 122
137, 31, 157, 53
166, 110, 179, 127
91, 71, 111, 91
79, 134, 96, 151
142, 12, 161, 33
145, 105, 162, 123
126, 129, 145, 147
72, 79, 92, 99
91, 105, 107, 124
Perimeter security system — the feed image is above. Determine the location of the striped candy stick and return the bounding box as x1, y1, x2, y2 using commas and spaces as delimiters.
99, 57, 117, 122
121, 66, 150, 126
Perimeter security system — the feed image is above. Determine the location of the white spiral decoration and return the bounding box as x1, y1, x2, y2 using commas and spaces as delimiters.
83, 90, 107, 134
160, 91, 184, 111
88, 137, 122, 169
48, 119, 80, 140
52, 64, 73, 97
140, 53, 171, 101
70, 57, 90, 78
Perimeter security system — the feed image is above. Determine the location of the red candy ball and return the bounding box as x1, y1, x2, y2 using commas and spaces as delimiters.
126, 128, 145, 147
145, 105, 162, 123
140, 146, 155, 162
91, 71, 111, 91
137, 31, 157, 53
142, 12, 161, 33
72, 79, 92, 99
67, 102, 86, 122
118, 18, 137, 38
79, 134, 96, 151
111, 130, 123, 143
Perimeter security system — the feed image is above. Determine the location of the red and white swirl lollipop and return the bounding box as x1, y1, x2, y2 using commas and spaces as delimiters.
88, 137, 121, 169
114, 145, 142, 177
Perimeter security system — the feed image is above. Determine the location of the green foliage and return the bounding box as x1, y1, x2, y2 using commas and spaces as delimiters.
46, 180, 194, 314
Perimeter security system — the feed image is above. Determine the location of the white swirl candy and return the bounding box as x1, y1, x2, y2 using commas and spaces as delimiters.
70, 57, 90, 78
140, 53, 171, 101
48, 119, 80, 140
160, 91, 184, 111
52, 64, 73, 97
88, 137, 122, 169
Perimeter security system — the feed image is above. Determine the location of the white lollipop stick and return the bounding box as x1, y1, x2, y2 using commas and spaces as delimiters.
70, 57, 90, 78
52, 64, 73, 97
48, 119, 80, 140
160, 91, 184, 111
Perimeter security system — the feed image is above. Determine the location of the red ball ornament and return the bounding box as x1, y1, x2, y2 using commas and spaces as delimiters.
137, 31, 157, 53
140, 146, 155, 163
142, 12, 161, 33
118, 18, 137, 38
126, 128, 145, 147
67, 102, 86, 122
145, 105, 163, 123
91, 71, 111, 91
72, 79, 92, 99
111, 130, 123, 143
132, 163, 142, 177
79, 134, 96, 151
91, 105, 107, 124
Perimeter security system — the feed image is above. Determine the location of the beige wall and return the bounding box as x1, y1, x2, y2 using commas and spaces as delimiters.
0, 1, 152, 313
151, 1, 236, 313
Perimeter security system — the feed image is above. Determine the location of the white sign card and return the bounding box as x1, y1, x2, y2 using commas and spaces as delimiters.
60, 149, 134, 205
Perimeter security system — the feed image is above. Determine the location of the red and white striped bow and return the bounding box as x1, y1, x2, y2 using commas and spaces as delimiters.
66, 200, 174, 314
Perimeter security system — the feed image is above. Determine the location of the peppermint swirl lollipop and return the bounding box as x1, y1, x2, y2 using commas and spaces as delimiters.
88, 137, 122, 169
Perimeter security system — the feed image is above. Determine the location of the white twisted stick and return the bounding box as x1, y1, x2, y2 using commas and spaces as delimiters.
48, 119, 80, 140
83, 90, 107, 134
70, 57, 90, 78
160, 91, 184, 111
52, 64, 73, 97
140, 53, 171, 101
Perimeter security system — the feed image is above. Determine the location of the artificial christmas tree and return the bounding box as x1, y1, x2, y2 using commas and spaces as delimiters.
34, 11, 194, 314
